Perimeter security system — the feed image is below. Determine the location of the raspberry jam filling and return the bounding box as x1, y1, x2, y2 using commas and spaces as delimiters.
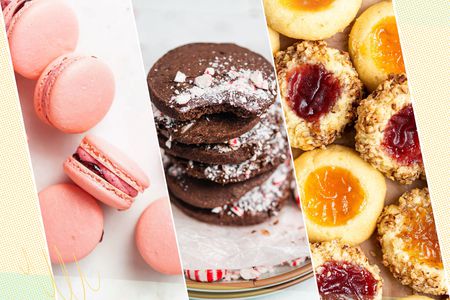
316, 261, 378, 300
280, 0, 335, 11
400, 205, 442, 268
382, 104, 422, 165
303, 166, 365, 226
74, 147, 138, 197
370, 16, 405, 74
286, 64, 341, 122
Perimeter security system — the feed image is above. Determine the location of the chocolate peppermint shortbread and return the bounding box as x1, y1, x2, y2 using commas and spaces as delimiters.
148, 43, 277, 121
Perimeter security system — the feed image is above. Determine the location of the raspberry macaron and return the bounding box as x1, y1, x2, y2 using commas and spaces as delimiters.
64, 135, 150, 210
2, 0, 79, 79
34, 54, 115, 133
39, 183, 104, 264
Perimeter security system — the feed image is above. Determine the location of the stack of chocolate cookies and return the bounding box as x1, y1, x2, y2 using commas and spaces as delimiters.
148, 43, 292, 226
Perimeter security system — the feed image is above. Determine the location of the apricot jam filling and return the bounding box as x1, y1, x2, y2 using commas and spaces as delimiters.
280, 0, 335, 11
317, 261, 378, 299
303, 166, 365, 226
400, 206, 442, 268
382, 104, 422, 165
286, 64, 341, 122
370, 16, 405, 74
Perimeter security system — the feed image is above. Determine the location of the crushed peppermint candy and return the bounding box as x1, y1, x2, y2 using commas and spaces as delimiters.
169, 56, 276, 116
174, 71, 187, 83
194, 74, 213, 88
211, 163, 290, 216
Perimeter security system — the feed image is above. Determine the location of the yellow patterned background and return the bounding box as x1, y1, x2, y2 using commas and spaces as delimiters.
0, 12, 54, 299
393, 0, 450, 290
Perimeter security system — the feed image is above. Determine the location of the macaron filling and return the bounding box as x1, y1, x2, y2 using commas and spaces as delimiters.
73, 147, 138, 197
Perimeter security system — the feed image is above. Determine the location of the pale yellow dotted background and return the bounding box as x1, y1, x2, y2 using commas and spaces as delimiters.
393, 0, 450, 290
0, 9, 53, 294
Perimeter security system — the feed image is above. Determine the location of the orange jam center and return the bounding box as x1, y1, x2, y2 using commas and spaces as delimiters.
370, 16, 405, 74
302, 166, 365, 226
280, 0, 335, 11
400, 206, 442, 268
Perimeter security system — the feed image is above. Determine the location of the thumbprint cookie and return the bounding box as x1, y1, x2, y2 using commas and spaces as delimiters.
276, 41, 363, 150
350, 1, 405, 91
378, 188, 446, 295
355, 74, 424, 184
295, 145, 386, 245
264, 0, 362, 40
311, 240, 383, 300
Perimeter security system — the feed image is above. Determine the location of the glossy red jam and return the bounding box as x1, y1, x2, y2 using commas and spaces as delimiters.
286, 64, 341, 122
317, 261, 378, 300
382, 104, 422, 165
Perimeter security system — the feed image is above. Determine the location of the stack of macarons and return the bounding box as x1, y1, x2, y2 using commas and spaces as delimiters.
2, 0, 115, 133
148, 43, 293, 226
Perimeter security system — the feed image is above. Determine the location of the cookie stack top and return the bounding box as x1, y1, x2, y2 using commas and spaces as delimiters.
148, 43, 292, 226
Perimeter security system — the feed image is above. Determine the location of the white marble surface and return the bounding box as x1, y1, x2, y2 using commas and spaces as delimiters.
133, 0, 319, 299
16, 0, 187, 298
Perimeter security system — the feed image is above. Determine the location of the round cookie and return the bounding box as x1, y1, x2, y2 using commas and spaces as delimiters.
166, 164, 273, 209
148, 43, 277, 121
264, 0, 362, 40
154, 107, 260, 145
171, 163, 292, 226
311, 240, 383, 300
4, 0, 79, 79
295, 145, 386, 245
135, 197, 182, 275
39, 183, 104, 264
275, 41, 363, 150
160, 104, 284, 164
349, 1, 405, 91
166, 135, 287, 185
355, 74, 424, 184
377, 188, 446, 295
267, 26, 280, 54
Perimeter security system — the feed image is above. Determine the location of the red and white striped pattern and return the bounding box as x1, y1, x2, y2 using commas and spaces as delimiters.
185, 269, 227, 282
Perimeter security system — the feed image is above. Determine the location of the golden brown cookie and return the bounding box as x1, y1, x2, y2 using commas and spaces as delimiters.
264, 0, 362, 40
349, 1, 405, 91
355, 74, 424, 184
378, 188, 446, 295
295, 145, 386, 245
276, 41, 363, 150
311, 240, 383, 300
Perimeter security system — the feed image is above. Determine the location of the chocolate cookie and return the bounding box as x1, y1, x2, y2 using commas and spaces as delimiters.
166, 164, 274, 209
170, 163, 292, 226
160, 104, 284, 164
154, 107, 260, 145
148, 43, 277, 121
166, 139, 288, 184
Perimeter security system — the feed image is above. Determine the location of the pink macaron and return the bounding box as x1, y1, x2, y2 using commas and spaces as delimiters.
34, 54, 115, 133
64, 135, 150, 210
39, 183, 104, 264
3, 0, 79, 79
135, 197, 182, 275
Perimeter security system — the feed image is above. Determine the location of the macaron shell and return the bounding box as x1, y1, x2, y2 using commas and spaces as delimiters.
35, 55, 115, 133
135, 198, 182, 275
39, 183, 103, 264
8, 0, 78, 79
64, 156, 133, 210
81, 135, 150, 192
